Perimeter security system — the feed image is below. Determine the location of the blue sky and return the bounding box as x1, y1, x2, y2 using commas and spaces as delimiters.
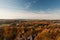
1, 0, 60, 11
0, 0, 60, 19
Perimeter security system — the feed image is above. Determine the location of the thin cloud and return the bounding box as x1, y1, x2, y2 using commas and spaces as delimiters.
24, 2, 31, 9
32, 0, 38, 3
0, 8, 60, 19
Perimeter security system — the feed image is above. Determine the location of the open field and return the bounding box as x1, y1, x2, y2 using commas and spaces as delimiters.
0, 19, 60, 40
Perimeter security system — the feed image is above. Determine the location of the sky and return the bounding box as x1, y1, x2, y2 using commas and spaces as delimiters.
0, 0, 60, 19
